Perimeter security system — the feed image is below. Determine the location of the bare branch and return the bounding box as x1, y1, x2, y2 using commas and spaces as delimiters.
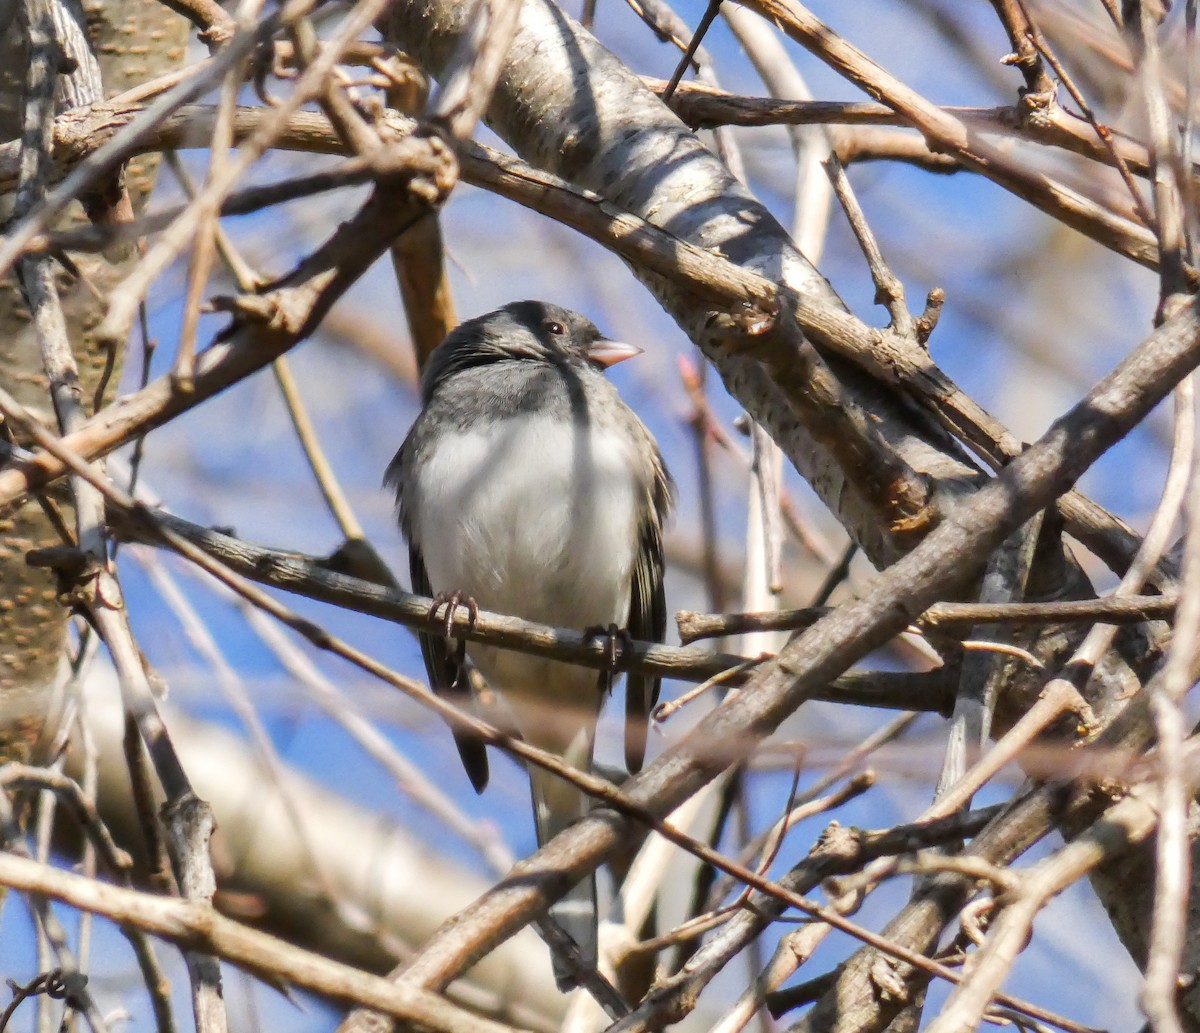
0, 851, 531, 1033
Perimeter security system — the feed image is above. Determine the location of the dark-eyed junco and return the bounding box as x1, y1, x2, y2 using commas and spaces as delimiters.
387, 300, 672, 987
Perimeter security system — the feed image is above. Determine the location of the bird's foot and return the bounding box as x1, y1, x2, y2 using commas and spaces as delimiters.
429, 589, 478, 657
586, 622, 631, 671
585, 622, 632, 694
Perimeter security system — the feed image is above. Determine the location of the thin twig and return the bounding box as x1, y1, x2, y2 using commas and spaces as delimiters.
96, 0, 390, 348
676, 592, 1180, 643
678, 356, 728, 613
119, 531, 513, 876
272, 358, 368, 541
1017, 3, 1153, 228
0, 852, 530, 1033
109, 509, 949, 709
426, 0, 521, 140
923, 784, 1164, 1033
823, 152, 915, 337
736, 0, 1159, 268
661, 0, 720, 100
0, 5, 292, 280
1132, 14, 1193, 1024
933, 515, 1043, 804
137, 551, 350, 909
0, 391, 1068, 1029
173, 22, 249, 391
0, 100, 1167, 583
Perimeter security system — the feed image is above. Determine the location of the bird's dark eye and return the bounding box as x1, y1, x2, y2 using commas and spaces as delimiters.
544, 320, 565, 335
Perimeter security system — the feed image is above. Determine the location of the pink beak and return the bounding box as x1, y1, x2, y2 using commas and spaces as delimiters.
587, 338, 642, 368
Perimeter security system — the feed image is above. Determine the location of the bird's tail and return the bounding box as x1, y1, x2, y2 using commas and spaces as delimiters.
529, 756, 597, 990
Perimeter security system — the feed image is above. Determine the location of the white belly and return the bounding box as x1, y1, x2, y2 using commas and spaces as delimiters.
412, 413, 640, 713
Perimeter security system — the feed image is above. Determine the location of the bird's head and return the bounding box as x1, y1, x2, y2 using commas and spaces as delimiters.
421, 301, 641, 399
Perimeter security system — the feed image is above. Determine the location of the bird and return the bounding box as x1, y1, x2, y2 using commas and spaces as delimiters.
387, 300, 672, 988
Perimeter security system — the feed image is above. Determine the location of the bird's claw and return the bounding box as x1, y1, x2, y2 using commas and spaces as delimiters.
430, 590, 478, 649
585, 624, 632, 694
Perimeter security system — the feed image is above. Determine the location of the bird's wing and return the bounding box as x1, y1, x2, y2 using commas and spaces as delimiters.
624, 448, 672, 773
409, 546, 491, 793
389, 437, 490, 794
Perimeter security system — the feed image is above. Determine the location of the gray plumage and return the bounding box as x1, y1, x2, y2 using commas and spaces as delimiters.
387, 301, 671, 987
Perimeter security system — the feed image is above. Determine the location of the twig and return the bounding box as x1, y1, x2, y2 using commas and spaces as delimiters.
988, 0, 1056, 99
1017, 4, 1153, 228
9, 2, 98, 842
676, 592, 1180, 643
0, 100, 1166, 582
1183, 1, 1198, 259
686, 724, 916, 1031
228, 584, 517, 876
34, 717, 74, 1033
693, 715, 918, 998
91, 589, 228, 1033
678, 355, 728, 613
1140, 13, 1200, 1032
683, 764, 809, 988
289, 15, 381, 156
651, 77, 1160, 181
757, 945, 836, 1019
136, 551, 350, 907
1138, 1, 1189, 308
923, 785, 1163, 1033
533, 917, 629, 1020
389, 212, 456, 370
707, 912, 823, 1033
166, 151, 396, 584
736, 0, 1159, 268
680, 355, 840, 574
0, 852, 530, 1033
661, 0, 720, 100
742, 421, 785, 648
0, 792, 108, 1033
823, 152, 915, 337
668, 766, 745, 975
933, 515, 1043, 805
272, 358, 368, 541
426, 0, 521, 140
174, 27, 249, 391
1, 759, 173, 1026
97, 0, 393, 349
1, 766, 131, 879
0, 970, 93, 1033
0, 5, 288, 280
157, 0, 236, 47
121, 532, 514, 876
1122, 16, 1195, 1023
609, 779, 728, 995
652, 658, 763, 723
114, 512, 950, 710
621, 0, 711, 66
722, 4, 833, 251
927, 678, 1091, 833
65, 701, 122, 1031
608, 803, 1008, 1033
1140, 19, 1197, 1016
